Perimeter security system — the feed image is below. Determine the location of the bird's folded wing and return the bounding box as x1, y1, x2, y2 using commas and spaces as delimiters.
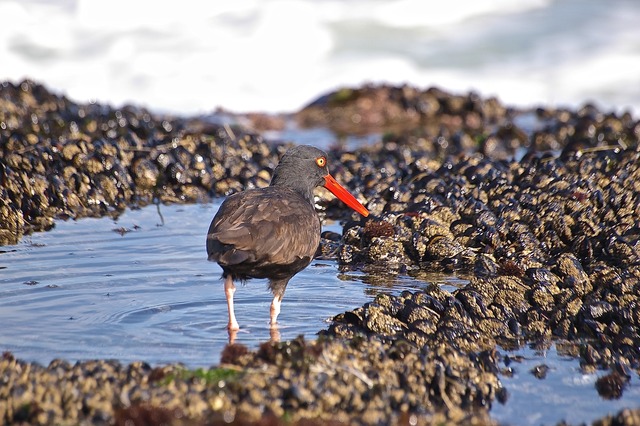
207, 187, 320, 267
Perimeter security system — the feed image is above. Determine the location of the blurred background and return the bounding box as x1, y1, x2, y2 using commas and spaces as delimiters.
1, 0, 639, 115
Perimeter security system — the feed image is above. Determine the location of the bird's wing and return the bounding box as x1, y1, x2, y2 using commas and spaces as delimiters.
207, 188, 321, 267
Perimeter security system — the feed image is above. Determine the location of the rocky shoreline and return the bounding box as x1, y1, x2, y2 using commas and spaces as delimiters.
1, 80, 639, 425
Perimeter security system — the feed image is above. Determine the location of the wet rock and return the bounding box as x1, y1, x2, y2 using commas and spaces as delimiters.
365, 237, 411, 268
592, 407, 640, 426
133, 158, 160, 190
2, 79, 640, 424
530, 364, 550, 379
0, 80, 297, 243
595, 371, 629, 400
364, 303, 406, 335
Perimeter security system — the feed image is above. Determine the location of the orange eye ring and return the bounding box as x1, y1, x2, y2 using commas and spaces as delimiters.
316, 156, 326, 167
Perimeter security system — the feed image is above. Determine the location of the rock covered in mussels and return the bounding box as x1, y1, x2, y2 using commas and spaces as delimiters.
334, 155, 638, 374
0, 80, 282, 244
2, 80, 640, 424
320, 86, 640, 386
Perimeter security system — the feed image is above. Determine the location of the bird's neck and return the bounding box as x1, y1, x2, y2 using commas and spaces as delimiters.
270, 174, 315, 206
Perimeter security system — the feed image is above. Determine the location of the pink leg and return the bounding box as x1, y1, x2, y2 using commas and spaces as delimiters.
270, 326, 281, 342
224, 276, 239, 331
269, 294, 282, 328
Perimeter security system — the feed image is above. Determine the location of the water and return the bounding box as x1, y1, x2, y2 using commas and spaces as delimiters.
491, 345, 640, 425
1, 0, 639, 116
1, 202, 637, 424
0, 202, 463, 367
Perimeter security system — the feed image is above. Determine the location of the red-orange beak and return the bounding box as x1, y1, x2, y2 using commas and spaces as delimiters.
323, 174, 369, 217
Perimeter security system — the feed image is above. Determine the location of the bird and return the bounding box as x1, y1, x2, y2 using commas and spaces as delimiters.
206, 144, 369, 332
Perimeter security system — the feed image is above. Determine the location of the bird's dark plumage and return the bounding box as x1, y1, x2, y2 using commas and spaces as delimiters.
207, 186, 320, 296
206, 145, 368, 331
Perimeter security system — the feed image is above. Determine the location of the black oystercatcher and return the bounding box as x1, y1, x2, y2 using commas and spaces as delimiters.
206, 145, 369, 331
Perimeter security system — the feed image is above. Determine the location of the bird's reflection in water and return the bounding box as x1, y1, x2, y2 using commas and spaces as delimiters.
227, 325, 281, 345
269, 326, 281, 342
227, 328, 238, 345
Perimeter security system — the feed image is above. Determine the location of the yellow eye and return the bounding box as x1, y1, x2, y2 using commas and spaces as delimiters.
316, 156, 326, 167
